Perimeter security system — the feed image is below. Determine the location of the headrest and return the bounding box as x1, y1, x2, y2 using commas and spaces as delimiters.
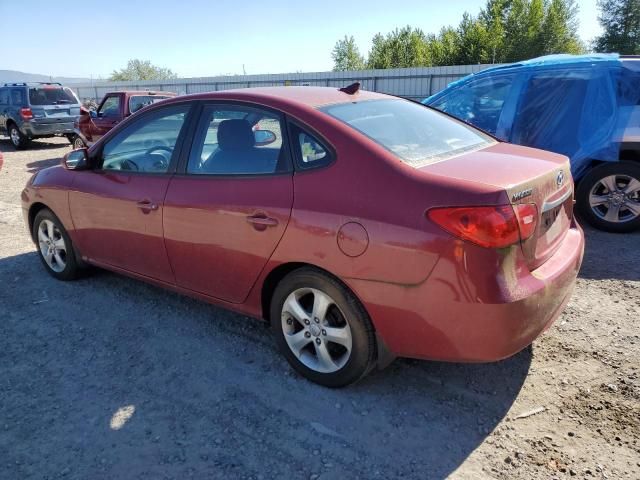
217, 119, 254, 151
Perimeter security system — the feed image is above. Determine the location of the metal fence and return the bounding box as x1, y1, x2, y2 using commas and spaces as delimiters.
69, 64, 500, 103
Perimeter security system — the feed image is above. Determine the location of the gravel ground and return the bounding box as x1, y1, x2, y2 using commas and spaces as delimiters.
0, 137, 638, 480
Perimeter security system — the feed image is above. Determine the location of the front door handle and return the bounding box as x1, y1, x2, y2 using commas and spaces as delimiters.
136, 199, 158, 212
246, 214, 278, 228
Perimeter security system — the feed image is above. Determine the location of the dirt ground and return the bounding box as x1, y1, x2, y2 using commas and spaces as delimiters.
0, 137, 638, 480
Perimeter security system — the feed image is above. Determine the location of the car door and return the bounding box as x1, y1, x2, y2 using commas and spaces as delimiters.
163, 102, 294, 303
92, 93, 123, 142
69, 102, 194, 283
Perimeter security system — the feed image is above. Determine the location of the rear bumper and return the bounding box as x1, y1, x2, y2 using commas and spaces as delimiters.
348, 220, 585, 362
23, 121, 75, 137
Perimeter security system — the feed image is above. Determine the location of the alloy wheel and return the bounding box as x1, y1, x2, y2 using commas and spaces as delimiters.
280, 287, 353, 373
73, 137, 85, 149
38, 219, 67, 273
588, 174, 640, 223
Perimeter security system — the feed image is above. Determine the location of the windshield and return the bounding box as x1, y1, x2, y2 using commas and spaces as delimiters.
28, 86, 79, 106
320, 99, 494, 167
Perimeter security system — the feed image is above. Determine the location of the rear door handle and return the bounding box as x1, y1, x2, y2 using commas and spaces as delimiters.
136, 199, 158, 212
246, 214, 279, 228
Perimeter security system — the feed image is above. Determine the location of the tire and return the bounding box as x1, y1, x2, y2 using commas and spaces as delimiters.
271, 267, 376, 387
8, 123, 29, 150
576, 162, 640, 233
69, 134, 86, 149
33, 209, 81, 280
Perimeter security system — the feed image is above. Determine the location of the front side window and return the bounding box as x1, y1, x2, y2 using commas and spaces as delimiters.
28, 86, 78, 106
187, 104, 287, 175
101, 105, 189, 173
321, 99, 493, 168
99, 95, 121, 117
429, 75, 515, 134
129, 95, 172, 114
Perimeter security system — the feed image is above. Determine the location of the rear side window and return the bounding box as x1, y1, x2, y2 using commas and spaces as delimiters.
129, 95, 172, 114
0, 88, 9, 104
11, 89, 25, 106
28, 86, 78, 105
321, 99, 493, 168
186, 104, 288, 175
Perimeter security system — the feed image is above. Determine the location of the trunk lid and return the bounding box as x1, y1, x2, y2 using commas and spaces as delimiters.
422, 142, 573, 270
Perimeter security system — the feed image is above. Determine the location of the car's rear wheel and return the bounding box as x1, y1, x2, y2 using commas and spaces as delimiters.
8, 123, 28, 150
576, 162, 640, 233
33, 209, 81, 280
271, 267, 376, 387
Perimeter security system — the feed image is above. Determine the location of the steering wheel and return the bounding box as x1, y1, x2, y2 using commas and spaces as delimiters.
145, 145, 173, 171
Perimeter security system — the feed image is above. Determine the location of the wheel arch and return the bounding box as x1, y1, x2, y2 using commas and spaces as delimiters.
28, 202, 51, 242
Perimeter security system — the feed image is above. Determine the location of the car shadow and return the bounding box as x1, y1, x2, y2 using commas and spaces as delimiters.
0, 137, 70, 153
25, 157, 63, 173
0, 251, 530, 479
578, 223, 640, 281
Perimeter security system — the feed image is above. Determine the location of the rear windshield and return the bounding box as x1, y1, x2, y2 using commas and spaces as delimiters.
28, 86, 78, 106
129, 95, 172, 114
320, 99, 494, 167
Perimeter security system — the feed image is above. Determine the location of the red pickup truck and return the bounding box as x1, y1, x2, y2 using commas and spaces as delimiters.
72, 90, 176, 148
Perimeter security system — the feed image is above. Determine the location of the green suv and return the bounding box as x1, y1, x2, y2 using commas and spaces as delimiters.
0, 82, 81, 149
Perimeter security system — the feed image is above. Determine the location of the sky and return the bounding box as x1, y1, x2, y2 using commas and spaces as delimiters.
0, 0, 602, 79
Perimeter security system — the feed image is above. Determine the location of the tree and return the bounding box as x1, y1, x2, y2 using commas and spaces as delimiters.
109, 59, 177, 82
331, 36, 366, 71
366, 27, 431, 69
594, 0, 640, 54
456, 13, 491, 64
429, 27, 460, 66
539, 0, 584, 54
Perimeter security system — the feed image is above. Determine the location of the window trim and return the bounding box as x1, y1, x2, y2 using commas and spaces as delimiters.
93, 101, 196, 176
285, 117, 336, 172
176, 100, 294, 178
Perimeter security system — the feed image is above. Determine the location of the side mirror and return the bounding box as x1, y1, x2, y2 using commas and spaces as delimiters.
254, 129, 277, 146
89, 110, 97, 119
62, 148, 89, 170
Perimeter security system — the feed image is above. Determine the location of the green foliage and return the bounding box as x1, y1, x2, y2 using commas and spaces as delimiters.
367, 27, 431, 69
331, 0, 586, 69
109, 59, 178, 82
331, 36, 365, 71
594, 0, 640, 54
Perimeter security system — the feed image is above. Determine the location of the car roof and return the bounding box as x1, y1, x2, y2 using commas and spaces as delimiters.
163, 86, 392, 109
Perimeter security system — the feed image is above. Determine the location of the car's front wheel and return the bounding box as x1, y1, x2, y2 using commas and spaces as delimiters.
576, 162, 640, 233
271, 267, 376, 387
33, 209, 81, 280
8, 124, 29, 150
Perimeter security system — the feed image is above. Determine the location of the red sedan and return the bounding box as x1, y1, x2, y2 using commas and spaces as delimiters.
21, 86, 584, 387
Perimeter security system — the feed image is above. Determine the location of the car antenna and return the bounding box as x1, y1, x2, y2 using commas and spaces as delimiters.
339, 82, 360, 95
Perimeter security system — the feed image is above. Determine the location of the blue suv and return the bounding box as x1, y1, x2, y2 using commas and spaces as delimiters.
0, 82, 81, 150
425, 54, 640, 233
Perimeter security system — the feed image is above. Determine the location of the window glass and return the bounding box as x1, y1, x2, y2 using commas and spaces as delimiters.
129, 95, 173, 114
187, 105, 286, 175
0, 88, 9, 104
101, 105, 189, 173
28, 86, 78, 105
99, 95, 121, 117
296, 130, 330, 168
429, 75, 515, 134
321, 99, 493, 168
10, 89, 25, 106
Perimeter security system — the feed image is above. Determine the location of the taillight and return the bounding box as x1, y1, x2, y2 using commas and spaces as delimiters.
20, 108, 33, 120
427, 204, 538, 249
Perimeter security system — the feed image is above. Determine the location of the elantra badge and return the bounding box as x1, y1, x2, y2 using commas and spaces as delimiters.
512, 188, 533, 202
